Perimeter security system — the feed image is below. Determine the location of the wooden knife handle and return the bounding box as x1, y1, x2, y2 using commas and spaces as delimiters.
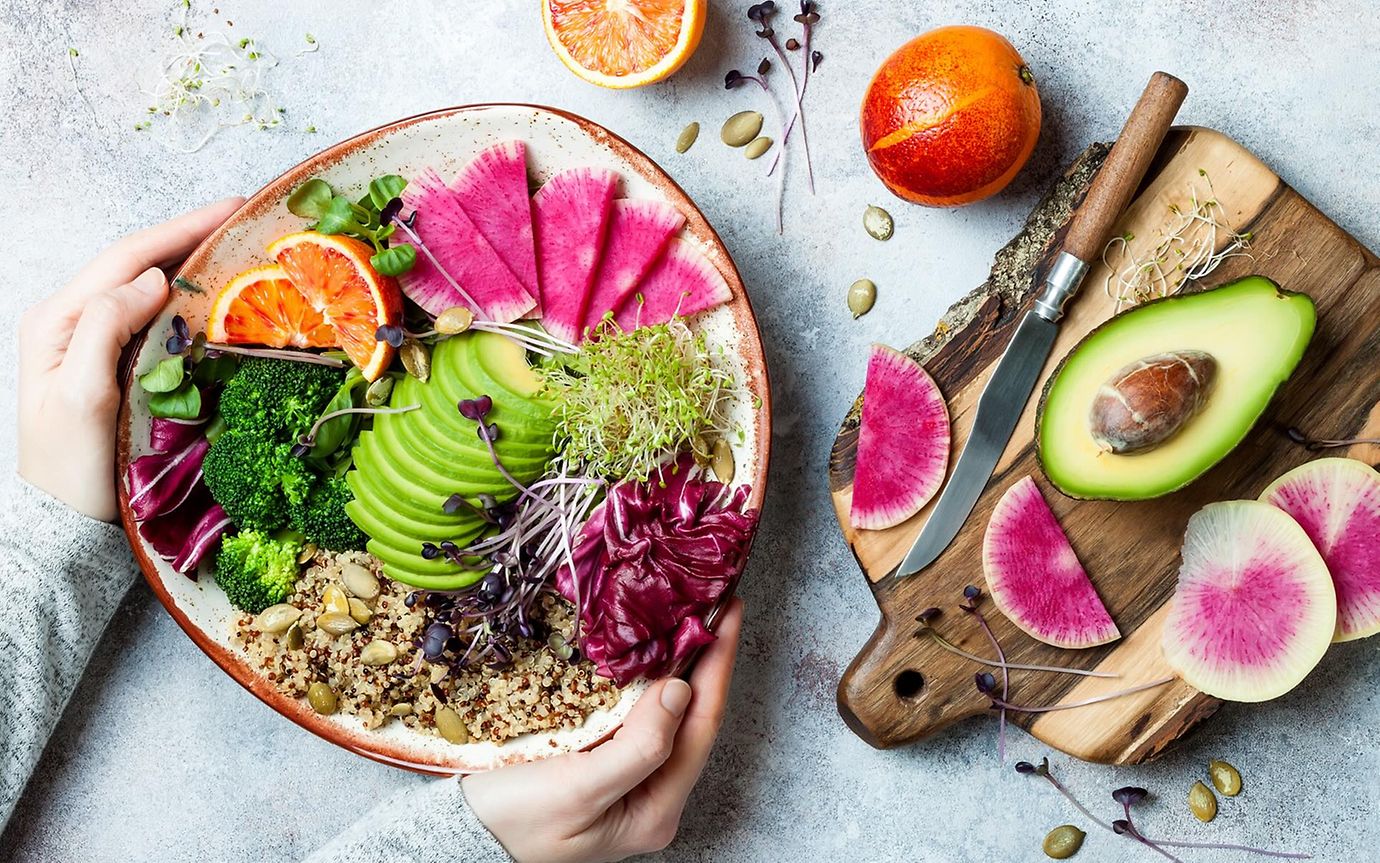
1062, 72, 1188, 262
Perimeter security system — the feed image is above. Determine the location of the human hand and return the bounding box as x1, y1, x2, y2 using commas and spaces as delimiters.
464, 598, 745, 863
17, 198, 245, 521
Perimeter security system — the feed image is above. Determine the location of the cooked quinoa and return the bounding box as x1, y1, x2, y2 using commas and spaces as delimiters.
232, 549, 621, 744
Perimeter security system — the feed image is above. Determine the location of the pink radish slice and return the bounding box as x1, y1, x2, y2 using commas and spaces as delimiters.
452, 141, 540, 302
610, 238, 732, 332
849, 345, 950, 531
533, 167, 618, 342
1163, 500, 1335, 702
581, 199, 686, 340
1261, 457, 1380, 642
400, 168, 537, 322
983, 476, 1120, 649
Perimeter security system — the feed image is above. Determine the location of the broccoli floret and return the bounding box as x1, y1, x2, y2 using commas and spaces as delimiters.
218, 358, 344, 442
215, 529, 303, 613
203, 430, 315, 531
291, 474, 366, 552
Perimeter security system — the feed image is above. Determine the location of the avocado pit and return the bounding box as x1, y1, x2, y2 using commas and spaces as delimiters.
1089, 350, 1216, 454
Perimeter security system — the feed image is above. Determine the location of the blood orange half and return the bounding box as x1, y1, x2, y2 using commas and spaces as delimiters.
268, 232, 403, 381
542, 0, 705, 89
207, 264, 336, 349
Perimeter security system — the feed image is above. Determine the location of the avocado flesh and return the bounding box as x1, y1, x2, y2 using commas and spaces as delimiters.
1037, 277, 1315, 500
345, 332, 559, 587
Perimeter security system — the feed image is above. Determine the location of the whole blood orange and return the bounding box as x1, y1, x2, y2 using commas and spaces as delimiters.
861, 26, 1041, 207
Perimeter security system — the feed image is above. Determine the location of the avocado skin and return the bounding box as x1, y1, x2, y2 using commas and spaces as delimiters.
1036, 276, 1316, 500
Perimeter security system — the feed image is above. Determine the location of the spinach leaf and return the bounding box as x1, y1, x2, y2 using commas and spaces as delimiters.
148, 381, 202, 420
138, 356, 186, 393
370, 243, 416, 276
287, 178, 334, 220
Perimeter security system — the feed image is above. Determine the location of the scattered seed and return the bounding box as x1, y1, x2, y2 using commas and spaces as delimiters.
364, 376, 394, 407
284, 621, 305, 650
711, 438, 735, 485
389, 702, 413, 717
1188, 780, 1218, 822
253, 603, 301, 634
744, 136, 773, 160
1042, 824, 1086, 859
347, 597, 373, 625
721, 110, 764, 147
400, 338, 431, 382
321, 584, 350, 617
785, 37, 800, 50
675, 122, 700, 153
1209, 759, 1242, 796
435, 706, 470, 744
548, 632, 575, 662
435, 306, 475, 335
340, 562, 381, 600
863, 204, 895, 241
316, 612, 359, 636
359, 640, 398, 666
691, 434, 713, 468
296, 543, 318, 565
307, 682, 338, 715
848, 279, 877, 319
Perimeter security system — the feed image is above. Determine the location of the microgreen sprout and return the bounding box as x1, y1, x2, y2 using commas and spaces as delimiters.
66, 45, 100, 127
291, 403, 420, 456
201, 342, 346, 367
977, 674, 1176, 714
766, 1, 820, 192
296, 32, 319, 56
726, 61, 790, 233
960, 586, 1008, 761
1282, 425, 1380, 451
913, 607, 1119, 678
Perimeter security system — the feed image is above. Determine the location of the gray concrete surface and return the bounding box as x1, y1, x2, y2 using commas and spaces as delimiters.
3, 0, 1378, 860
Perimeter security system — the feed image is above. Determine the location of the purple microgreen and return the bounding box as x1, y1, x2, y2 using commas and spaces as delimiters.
914, 625, 1119, 678
1112, 819, 1185, 863
296, 403, 420, 450
1282, 424, 1380, 451
378, 196, 403, 226
457, 395, 493, 421
201, 342, 346, 367
725, 69, 744, 89
959, 586, 1008, 762
1112, 786, 1149, 807
974, 671, 997, 695
166, 315, 193, 354
785, 37, 799, 50
1017, 757, 1115, 834
980, 675, 1176, 714
962, 584, 982, 604
757, 57, 771, 75
810, 49, 822, 71
391, 210, 484, 313
442, 494, 470, 515
916, 606, 942, 625
375, 323, 405, 348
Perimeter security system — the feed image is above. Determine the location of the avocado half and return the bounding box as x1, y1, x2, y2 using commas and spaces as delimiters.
1036, 276, 1316, 500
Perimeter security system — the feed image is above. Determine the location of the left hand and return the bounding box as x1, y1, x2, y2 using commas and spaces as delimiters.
17, 198, 245, 520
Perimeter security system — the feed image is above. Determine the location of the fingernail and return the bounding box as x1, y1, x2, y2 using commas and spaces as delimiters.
660, 679, 691, 717
133, 268, 166, 295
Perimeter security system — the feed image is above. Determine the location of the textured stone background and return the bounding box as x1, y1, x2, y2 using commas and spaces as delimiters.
3, 1, 1378, 860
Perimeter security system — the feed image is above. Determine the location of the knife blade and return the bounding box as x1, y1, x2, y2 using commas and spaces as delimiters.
892, 72, 1188, 578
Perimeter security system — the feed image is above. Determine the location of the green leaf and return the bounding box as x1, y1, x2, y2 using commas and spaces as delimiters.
138, 356, 185, 393
287, 178, 334, 220
148, 381, 202, 419
316, 195, 364, 235
307, 367, 366, 466
370, 243, 417, 276
192, 354, 239, 386
368, 175, 407, 211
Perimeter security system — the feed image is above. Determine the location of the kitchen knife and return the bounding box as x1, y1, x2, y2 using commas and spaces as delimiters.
895, 72, 1188, 579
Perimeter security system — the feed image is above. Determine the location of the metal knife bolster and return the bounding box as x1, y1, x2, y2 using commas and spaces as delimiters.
1033, 251, 1091, 323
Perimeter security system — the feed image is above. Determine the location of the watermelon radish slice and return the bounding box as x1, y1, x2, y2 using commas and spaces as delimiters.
1261, 458, 1380, 643
983, 476, 1120, 649
400, 169, 537, 321
581, 199, 686, 339
533, 167, 618, 341
1162, 500, 1335, 702
452, 141, 540, 301
849, 344, 949, 530
611, 238, 733, 332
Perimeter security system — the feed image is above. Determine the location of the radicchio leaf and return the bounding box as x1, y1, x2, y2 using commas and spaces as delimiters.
126, 437, 209, 521
136, 486, 230, 574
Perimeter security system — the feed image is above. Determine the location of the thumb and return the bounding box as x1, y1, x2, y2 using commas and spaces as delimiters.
60, 267, 169, 392
570, 678, 692, 812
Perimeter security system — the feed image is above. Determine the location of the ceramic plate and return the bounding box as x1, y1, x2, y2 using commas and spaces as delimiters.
115, 104, 772, 774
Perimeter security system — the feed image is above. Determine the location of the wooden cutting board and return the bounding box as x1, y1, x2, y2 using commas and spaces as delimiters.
829, 127, 1380, 765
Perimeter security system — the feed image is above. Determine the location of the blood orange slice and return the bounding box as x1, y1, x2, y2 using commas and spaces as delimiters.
207, 264, 336, 349
268, 232, 403, 381
542, 0, 706, 89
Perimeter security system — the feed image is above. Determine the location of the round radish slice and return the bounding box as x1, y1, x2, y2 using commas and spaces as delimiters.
1261, 458, 1380, 643
849, 344, 950, 530
983, 476, 1120, 649
1163, 500, 1336, 702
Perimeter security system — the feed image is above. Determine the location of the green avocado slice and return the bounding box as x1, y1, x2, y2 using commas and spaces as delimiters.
1037, 276, 1315, 500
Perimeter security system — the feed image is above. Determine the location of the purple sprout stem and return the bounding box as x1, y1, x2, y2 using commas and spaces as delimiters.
1123, 805, 1311, 859
301, 404, 420, 445
392, 216, 484, 314
921, 631, 1120, 678
1038, 772, 1116, 834
738, 73, 789, 234
767, 26, 815, 190
765, 32, 814, 195
987, 676, 1175, 714
962, 605, 1008, 763
203, 343, 346, 367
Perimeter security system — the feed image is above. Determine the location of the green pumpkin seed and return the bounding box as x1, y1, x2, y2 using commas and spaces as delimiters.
254, 603, 301, 634
435, 306, 475, 335
548, 632, 575, 662
711, 438, 735, 485
316, 611, 359, 636
863, 205, 895, 241
322, 584, 350, 617
307, 682, 337, 715
347, 597, 373, 625
721, 111, 763, 147
1042, 824, 1085, 859
675, 122, 700, 153
359, 640, 398, 666
848, 279, 877, 319
1188, 780, 1218, 822
284, 622, 305, 650
364, 376, 394, 407
1208, 759, 1242, 796
389, 702, 413, 717
435, 707, 470, 744
296, 543, 318, 565
400, 338, 431, 382
340, 562, 380, 600
691, 434, 713, 468
744, 136, 773, 160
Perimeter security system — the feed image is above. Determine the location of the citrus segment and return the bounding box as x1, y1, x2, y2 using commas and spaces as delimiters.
207, 264, 336, 349
542, 0, 705, 89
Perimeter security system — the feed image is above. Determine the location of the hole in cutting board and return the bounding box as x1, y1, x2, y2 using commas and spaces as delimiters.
893, 669, 925, 700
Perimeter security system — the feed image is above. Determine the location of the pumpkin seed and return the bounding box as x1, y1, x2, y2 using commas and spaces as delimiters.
1042, 824, 1085, 859
389, 702, 414, 717
1209, 759, 1242, 796
711, 438, 735, 485
675, 122, 700, 153
322, 584, 350, 617
435, 707, 470, 744
744, 136, 773, 160
400, 338, 431, 382
364, 376, 394, 407
863, 205, 894, 241
359, 640, 398, 666
548, 631, 575, 662
848, 279, 877, 319
307, 682, 337, 715
316, 612, 359, 636
1188, 780, 1218, 822
340, 562, 380, 600
348, 597, 373, 625
254, 603, 301, 634
284, 622, 305, 650
691, 434, 713, 468
296, 543, 318, 565
721, 111, 763, 147
435, 306, 475, 335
